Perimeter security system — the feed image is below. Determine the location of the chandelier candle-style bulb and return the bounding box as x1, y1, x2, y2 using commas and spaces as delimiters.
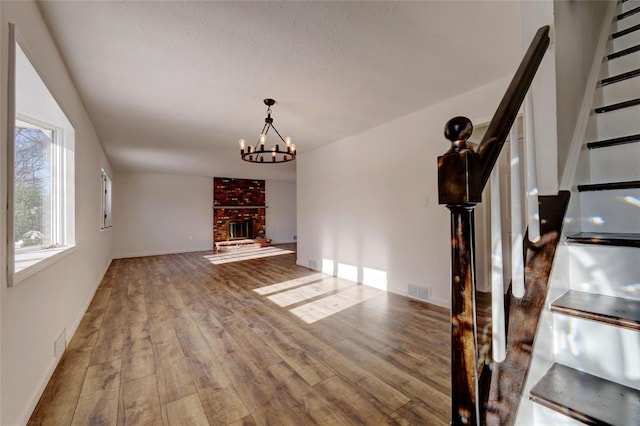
239, 98, 297, 164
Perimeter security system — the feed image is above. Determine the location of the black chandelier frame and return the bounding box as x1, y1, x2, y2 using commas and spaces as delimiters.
240, 98, 296, 164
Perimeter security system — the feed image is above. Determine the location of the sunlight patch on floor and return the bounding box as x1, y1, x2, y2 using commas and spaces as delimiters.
253, 272, 326, 295
290, 285, 384, 324
253, 256, 389, 323
203, 246, 295, 265
267, 276, 356, 307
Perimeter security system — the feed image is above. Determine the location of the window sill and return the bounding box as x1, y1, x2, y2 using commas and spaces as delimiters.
13, 245, 76, 286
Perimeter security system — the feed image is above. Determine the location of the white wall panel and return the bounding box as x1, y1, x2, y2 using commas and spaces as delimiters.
297, 77, 513, 308
113, 173, 213, 258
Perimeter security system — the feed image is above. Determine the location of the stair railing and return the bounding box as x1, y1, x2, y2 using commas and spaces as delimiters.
437, 25, 550, 426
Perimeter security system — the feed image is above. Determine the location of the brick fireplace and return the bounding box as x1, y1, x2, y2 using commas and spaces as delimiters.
213, 177, 266, 245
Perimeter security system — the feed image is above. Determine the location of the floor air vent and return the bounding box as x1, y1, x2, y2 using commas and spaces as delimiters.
407, 284, 431, 302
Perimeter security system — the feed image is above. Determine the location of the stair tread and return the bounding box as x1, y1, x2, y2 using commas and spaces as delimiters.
612, 22, 640, 39
607, 43, 640, 60
577, 180, 640, 192
587, 133, 640, 149
601, 68, 640, 86
617, 5, 640, 20
530, 363, 640, 426
551, 290, 640, 331
595, 97, 640, 113
567, 232, 640, 247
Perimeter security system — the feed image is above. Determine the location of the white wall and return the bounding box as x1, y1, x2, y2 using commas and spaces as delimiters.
113, 173, 213, 258
297, 77, 512, 308
0, 1, 113, 424
554, 0, 610, 183
521, 0, 558, 196
266, 179, 296, 244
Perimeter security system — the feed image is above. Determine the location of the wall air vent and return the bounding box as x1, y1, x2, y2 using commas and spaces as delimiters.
407, 284, 431, 302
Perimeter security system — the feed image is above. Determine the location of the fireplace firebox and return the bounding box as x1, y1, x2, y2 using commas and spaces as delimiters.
227, 220, 255, 240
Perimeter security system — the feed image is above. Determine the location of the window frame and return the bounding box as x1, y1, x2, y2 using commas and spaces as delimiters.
7, 24, 76, 286
100, 169, 112, 230
14, 115, 59, 250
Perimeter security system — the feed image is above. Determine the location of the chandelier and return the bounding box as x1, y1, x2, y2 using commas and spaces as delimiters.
239, 98, 296, 163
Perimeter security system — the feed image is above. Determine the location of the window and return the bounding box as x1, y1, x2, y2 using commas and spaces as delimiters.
101, 169, 112, 229
7, 25, 75, 285
14, 119, 56, 249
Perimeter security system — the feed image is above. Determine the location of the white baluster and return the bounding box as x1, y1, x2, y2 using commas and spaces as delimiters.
491, 165, 506, 362
510, 124, 525, 298
525, 94, 541, 243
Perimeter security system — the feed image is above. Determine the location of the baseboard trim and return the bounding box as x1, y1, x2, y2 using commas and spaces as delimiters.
114, 246, 212, 259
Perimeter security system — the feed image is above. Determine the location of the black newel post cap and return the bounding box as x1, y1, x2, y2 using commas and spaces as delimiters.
437, 116, 482, 205
445, 116, 473, 152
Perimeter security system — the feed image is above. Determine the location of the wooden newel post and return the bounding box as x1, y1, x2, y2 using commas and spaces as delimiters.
438, 117, 483, 426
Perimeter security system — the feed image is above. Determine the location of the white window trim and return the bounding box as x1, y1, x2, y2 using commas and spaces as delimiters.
100, 168, 112, 230
13, 116, 72, 274
7, 24, 76, 287
13, 246, 76, 285
6, 23, 17, 286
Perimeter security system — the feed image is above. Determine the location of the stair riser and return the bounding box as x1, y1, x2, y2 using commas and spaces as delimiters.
568, 244, 640, 300
597, 76, 640, 105
612, 27, 640, 52
604, 51, 640, 77
553, 315, 640, 390
621, 0, 640, 15
595, 104, 640, 140
579, 188, 640, 233
616, 12, 640, 32
533, 405, 584, 426
589, 136, 640, 182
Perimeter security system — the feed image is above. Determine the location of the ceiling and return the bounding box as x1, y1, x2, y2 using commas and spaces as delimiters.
37, 1, 521, 181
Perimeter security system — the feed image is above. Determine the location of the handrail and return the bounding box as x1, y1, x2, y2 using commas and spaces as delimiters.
437, 25, 551, 426
477, 25, 551, 190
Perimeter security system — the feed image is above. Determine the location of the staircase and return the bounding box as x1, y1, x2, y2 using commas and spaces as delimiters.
529, 1, 640, 424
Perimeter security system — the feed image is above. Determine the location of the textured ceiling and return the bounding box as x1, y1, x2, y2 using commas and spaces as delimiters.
38, 1, 521, 180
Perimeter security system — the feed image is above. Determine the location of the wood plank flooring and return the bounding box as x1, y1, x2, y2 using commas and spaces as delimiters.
28, 245, 451, 425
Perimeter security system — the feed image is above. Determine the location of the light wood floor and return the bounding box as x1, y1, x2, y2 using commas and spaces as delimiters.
29, 245, 451, 425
